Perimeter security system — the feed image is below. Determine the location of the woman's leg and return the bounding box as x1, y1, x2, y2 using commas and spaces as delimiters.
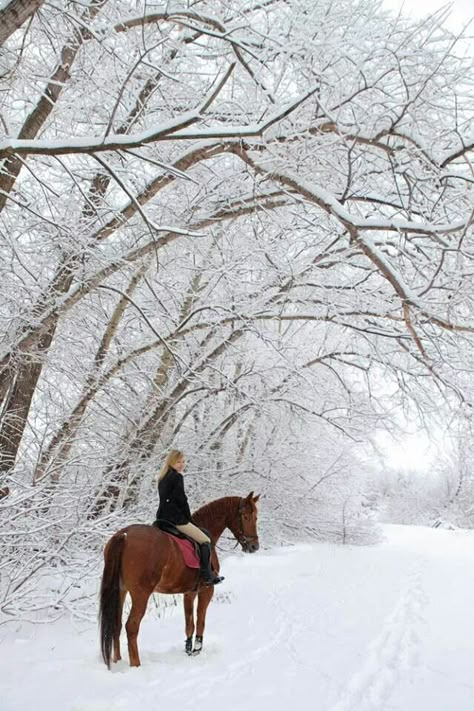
175, 522, 210, 544
175, 524, 223, 585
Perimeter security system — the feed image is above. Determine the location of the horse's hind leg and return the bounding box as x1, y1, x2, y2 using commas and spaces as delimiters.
194, 586, 214, 654
113, 589, 127, 663
125, 589, 150, 667
183, 592, 197, 655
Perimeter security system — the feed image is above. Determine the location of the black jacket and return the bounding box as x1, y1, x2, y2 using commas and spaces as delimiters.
156, 468, 192, 525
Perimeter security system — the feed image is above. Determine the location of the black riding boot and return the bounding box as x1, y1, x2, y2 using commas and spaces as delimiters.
199, 543, 224, 585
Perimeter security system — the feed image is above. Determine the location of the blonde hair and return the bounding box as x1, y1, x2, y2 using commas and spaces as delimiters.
158, 449, 184, 482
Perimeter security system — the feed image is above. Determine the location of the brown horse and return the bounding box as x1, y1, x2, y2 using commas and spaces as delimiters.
99, 492, 260, 668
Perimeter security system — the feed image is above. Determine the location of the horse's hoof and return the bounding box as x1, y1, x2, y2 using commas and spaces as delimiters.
193, 635, 203, 655
185, 637, 193, 655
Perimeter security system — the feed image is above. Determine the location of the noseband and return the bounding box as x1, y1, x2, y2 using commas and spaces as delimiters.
236, 498, 259, 548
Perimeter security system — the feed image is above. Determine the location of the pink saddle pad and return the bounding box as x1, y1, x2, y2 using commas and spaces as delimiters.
164, 533, 200, 568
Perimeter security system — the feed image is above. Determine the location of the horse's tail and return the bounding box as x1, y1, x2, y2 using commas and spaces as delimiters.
99, 531, 126, 669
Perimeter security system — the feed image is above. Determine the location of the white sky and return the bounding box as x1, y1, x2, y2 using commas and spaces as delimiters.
382, 0, 474, 31
376, 428, 439, 472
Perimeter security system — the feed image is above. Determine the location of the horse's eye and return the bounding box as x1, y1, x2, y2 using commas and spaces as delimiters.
243, 514, 251, 522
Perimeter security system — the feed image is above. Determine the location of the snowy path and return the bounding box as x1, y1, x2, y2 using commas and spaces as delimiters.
1, 525, 474, 711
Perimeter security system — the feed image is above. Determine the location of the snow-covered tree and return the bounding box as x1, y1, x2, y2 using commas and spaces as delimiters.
1, 0, 474, 618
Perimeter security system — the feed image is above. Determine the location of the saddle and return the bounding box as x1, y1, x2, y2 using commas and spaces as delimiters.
152, 519, 201, 569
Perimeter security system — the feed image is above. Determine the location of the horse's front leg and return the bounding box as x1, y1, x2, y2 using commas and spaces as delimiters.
183, 591, 197, 655
194, 586, 214, 654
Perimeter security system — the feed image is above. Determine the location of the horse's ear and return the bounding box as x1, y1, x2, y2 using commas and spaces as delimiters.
246, 491, 254, 501
252, 493, 260, 503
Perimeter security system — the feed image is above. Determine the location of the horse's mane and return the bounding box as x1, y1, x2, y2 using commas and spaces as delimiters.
192, 495, 240, 523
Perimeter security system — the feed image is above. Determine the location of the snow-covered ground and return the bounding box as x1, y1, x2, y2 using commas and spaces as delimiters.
1, 525, 473, 711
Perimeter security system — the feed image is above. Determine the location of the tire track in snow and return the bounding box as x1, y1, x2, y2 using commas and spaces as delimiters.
328, 560, 427, 711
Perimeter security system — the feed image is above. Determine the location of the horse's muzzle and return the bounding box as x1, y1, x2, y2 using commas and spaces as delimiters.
244, 541, 259, 553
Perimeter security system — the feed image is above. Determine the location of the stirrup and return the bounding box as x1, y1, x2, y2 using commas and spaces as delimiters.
203, 573, 224, 586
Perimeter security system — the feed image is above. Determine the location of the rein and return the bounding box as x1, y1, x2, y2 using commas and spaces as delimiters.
235, 498, 259, 548
215, 498, 259, 550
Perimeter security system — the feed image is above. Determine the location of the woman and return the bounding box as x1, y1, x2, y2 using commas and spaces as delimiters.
156, 449, 224, 586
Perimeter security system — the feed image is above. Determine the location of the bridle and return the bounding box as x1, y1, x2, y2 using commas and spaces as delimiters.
235, 498, 259, 549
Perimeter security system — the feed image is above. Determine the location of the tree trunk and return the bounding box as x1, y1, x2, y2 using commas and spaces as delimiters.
0, 0, 44, 46
0, 1, 109, 210
0, 1, 111, 474
33, 264, 149, 484
0, 331, 50, 475
0, 29, 194, 476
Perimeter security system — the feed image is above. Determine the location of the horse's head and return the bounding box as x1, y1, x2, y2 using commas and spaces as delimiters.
232, 492, 260, 553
